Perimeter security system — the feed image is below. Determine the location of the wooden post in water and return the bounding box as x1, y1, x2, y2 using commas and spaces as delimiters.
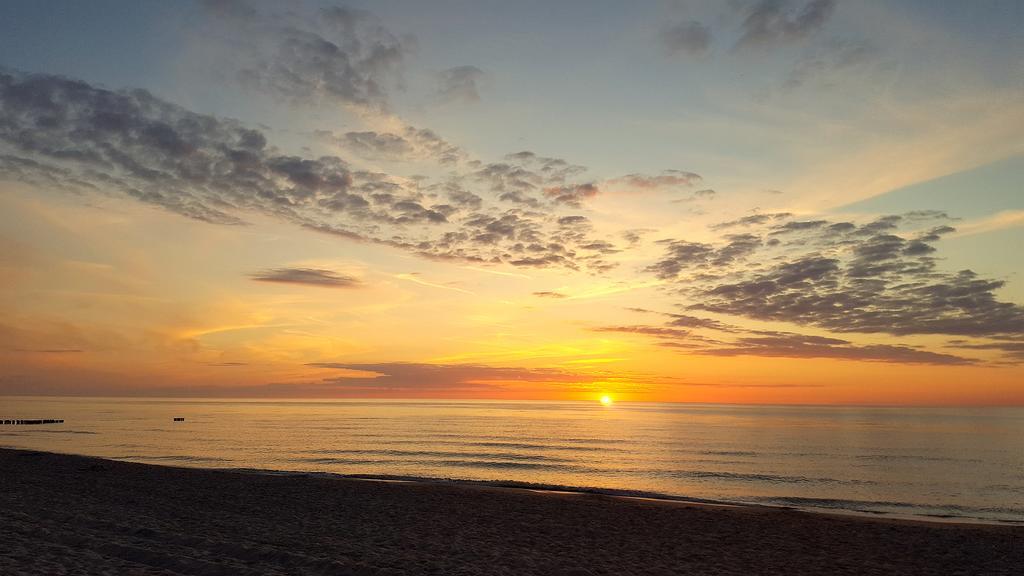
1, 419, 64, 425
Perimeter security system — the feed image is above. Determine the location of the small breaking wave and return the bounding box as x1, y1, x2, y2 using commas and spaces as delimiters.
112, 455, 233, 464
306, 448, 573, 463
746, 495, 1024, 523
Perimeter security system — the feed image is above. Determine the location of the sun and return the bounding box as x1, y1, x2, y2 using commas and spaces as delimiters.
599, 395, 613, 406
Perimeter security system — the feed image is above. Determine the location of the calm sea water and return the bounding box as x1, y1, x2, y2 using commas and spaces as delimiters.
2, 397, 1023, 523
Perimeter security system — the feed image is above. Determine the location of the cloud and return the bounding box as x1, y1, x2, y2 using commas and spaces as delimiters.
0, 361, 632, 397
598, 318, 974, 365
592, 324, 724, 349
471, 152, 588, 207
698, 333, 975, 365
735, 0, 837, 50
610, 170, 703, 190
558, 215, 590, 227
647, 231, 770, 274
200, 0, 408, 109
711, 212, 792, 230
593, 325, 694, 339
0, 71, 617, 272
436, 65, 485, 103
951, 210, 1024, 238
319, 126, 464, 164
661, 20, 712, 56
946, 340, 1024, 363
532, 291, 567, 299
649, 212, 1024, 339
622, 228, 655, 245
645, 241, 715, 279
785, 39, 880, 89
666, 314, 740, 333
543, 183, 599, 208
0, 321, 109, 358
250, 268, 360, 288
307, 362, 592, 390
337, 131, 412, 158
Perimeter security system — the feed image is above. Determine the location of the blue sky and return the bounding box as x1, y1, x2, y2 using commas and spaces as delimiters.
2, 1, 1020, 192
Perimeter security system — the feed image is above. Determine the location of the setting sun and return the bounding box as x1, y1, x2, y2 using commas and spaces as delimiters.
1, 2, 1023, 574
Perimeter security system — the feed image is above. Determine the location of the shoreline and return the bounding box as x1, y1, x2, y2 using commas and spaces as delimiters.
17, 445, 1021, 527
3, 448, 1022, 575
230, 467, 1021, 528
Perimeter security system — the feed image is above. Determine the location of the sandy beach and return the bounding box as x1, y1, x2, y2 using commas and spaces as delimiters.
1, 448, 1021, 575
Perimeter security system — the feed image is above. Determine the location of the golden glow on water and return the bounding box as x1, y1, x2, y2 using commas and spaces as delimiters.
3, 398, 1024, 522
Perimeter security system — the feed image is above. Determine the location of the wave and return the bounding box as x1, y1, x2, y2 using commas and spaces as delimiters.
305, 448, 573, 463
308, 437, 847, 460
16, 429, 98, 435
294, 456, 586, 472
112, 454, 233, 464
339, 432, 638, 445
854, 454, 984, 464
462, 441, 618, 452
283, 468, 1024, 523
299, 457, 398, 466
646, 469, 878, 485
292, 454, 873, 486
235, 468, 1023, 523
250, 468, 729, 505
437, 459, 566, 471
747, 495, 1024, 522
345, 438, 631, 453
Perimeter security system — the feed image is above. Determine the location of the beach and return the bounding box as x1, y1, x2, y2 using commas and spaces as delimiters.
1, 448, 1021, 575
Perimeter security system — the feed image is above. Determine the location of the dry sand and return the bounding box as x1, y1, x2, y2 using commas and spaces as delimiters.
1, 448, 1021, 575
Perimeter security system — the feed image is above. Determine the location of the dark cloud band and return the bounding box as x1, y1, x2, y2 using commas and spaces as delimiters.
251, 268, 360, 288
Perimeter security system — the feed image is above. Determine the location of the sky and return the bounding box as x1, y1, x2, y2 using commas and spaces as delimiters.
1, 0, 1023, 404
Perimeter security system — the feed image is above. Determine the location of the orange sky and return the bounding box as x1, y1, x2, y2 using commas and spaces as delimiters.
2, 184, 1022, 405
1, 1, 1023, 404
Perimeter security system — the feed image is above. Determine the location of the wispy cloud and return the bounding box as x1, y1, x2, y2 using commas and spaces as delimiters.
785, 39, 880, 89
698, 334, 974, 365
461, 266, 532, 279
317, 126, 464, 165
200, 0, 408, 110
251, 268, 360, 288
395, 273, 474, 294
660, 20, 712, 56
596, 321, 975, 365
950, 210, 1024, 238
735, 0, 837, 51
307, 362, 593, 391
436, 65, 485, 103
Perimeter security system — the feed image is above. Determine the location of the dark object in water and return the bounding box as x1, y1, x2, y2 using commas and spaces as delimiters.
173, 417, 185, 421
1, 419, 64, 425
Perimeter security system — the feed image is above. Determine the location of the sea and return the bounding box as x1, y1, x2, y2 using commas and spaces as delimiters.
2, 397, 1022, 523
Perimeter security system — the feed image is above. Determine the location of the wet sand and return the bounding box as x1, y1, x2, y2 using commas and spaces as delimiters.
1, 448, 1021, 575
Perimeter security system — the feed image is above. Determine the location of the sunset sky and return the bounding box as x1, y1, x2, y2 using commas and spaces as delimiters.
1, 0, 1023, 404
